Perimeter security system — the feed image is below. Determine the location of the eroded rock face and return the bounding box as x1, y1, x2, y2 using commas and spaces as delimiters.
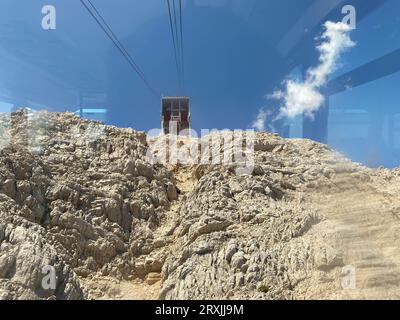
159, 166, 322, 299
157, 134, 373, 300
0, 110, 177, 299
1, 109, 399, 300
0, 198, 84, 300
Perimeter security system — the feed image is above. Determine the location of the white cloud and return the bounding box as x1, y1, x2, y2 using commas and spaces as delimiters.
251, 108, 267, 131
251, 108, 278, 132
274, 21, 355, 120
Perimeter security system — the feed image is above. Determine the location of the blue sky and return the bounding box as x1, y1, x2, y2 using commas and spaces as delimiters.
0, 0, 399, 167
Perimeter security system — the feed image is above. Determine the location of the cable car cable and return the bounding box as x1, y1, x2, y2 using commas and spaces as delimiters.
178, 0, 185, 93
85, 0, 147, 80
167, 0, 182, 92
80, 0, 159, 98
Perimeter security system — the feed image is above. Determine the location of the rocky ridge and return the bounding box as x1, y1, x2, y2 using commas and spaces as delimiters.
1, 109, 400, 300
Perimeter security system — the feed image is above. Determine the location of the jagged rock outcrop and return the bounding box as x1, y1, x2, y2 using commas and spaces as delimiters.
1, 109, 400, 300
0, 110, 177, 299
158, 136, 351, 299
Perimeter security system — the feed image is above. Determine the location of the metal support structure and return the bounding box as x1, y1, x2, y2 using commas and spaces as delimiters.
301, 48, 400, 143
161, 96, 190, 134
325, 49, 400, 96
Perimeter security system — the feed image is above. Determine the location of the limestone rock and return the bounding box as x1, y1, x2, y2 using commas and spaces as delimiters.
1, 110, 397, 301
